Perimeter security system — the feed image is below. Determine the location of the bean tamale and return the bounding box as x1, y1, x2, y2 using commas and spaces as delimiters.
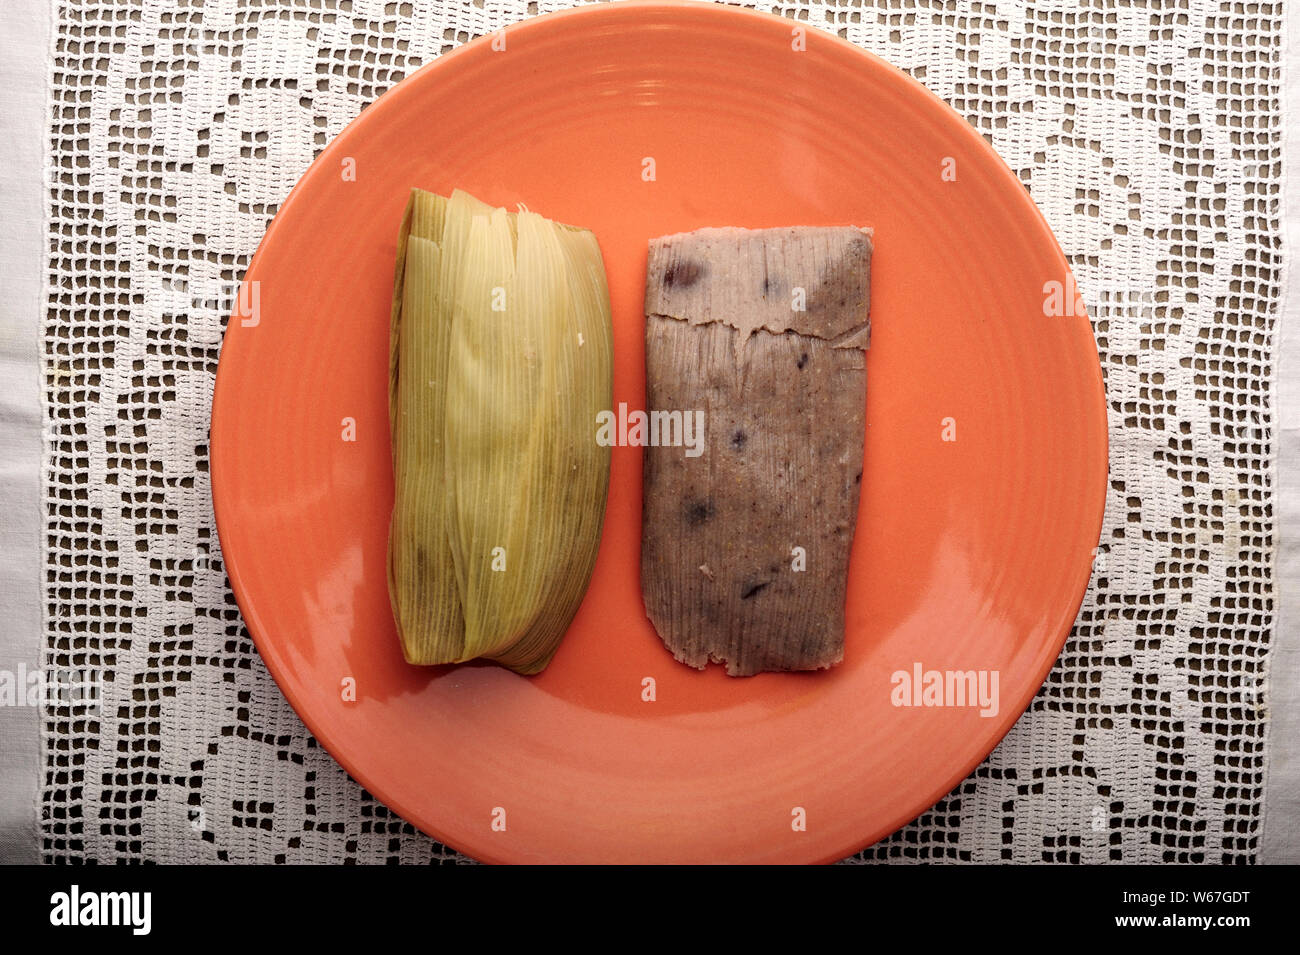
640, 226, 872, 676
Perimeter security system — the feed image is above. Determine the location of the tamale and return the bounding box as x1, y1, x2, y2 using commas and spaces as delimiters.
640, 226, 872, 676
388, 188, 613, 674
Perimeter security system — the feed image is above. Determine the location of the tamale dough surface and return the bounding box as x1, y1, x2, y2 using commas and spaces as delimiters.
641, 226, 871, 675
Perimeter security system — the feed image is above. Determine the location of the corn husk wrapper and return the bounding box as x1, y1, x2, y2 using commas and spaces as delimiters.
388, 188, 613, 674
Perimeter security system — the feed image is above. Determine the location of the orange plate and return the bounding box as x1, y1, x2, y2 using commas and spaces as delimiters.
211, 0, 1107, 864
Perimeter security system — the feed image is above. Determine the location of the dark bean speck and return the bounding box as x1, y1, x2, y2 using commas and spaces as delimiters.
730, 429, 747, 450
684, 498, 714, 526
796, 352, 808, 370
664, 260, 704, 288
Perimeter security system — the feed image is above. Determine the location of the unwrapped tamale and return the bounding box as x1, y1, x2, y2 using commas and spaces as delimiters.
388, 188, 613, 674
640, 226, 872, 676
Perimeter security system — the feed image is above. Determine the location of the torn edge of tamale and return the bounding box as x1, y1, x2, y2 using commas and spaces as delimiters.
643, 225, 874, 357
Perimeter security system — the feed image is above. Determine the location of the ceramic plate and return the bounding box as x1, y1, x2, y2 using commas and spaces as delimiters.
211, 0, 1107, 863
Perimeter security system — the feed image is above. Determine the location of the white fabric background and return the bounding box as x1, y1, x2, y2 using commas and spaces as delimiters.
0, 0, 51, 866
0, 0, 1292, 863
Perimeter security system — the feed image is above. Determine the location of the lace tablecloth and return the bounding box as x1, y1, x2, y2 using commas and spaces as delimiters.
4, 0, 1293, 862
